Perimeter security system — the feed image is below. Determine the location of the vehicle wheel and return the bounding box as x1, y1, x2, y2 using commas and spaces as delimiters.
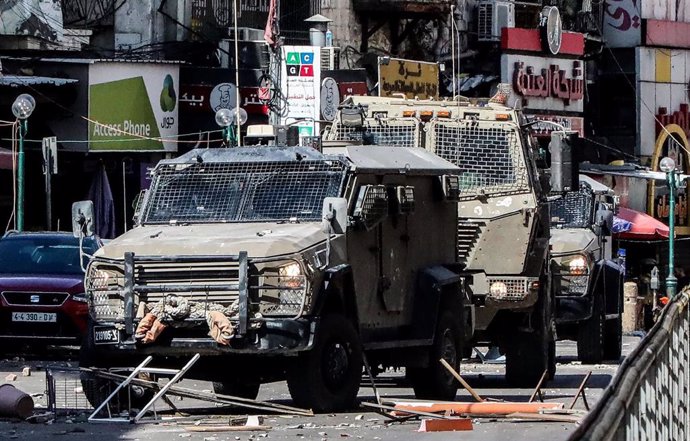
506, 283, 554, 387
577, 292, 605, 364
603, 314, 622, 361
213, 380, 260, 400
286, 314, 362, 413
80, 322, 154, 413
408, 310, 461, 401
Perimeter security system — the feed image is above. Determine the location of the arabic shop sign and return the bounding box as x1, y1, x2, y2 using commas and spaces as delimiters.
500, 55, 585, 113
88, 62, 180, 152
279, 45, 321, 137
656, 104, 690, 140
179, 84, 269, 116
378, 58, 439, 100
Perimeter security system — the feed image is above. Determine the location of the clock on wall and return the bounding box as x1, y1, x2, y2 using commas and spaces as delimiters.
540, 6, 562, 55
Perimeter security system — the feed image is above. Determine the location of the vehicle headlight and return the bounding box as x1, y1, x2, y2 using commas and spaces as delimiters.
72, 292, 88, 303
259, 262, 307, 317
566, 255, 589, 275
490, 281, 508, 297
279, 262, 304, 289
86, 265, 124, 320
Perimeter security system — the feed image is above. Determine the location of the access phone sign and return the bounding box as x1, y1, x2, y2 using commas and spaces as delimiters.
286, 51, 315, 77
280, 46, 321, 135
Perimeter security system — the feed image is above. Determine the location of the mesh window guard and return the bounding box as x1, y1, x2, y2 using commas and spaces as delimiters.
550, 186, 594, 229
429, 121, 529, 198
142, 159, 348, 224
326, 118, 420, 147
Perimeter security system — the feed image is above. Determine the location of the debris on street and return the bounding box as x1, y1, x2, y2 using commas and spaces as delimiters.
418, 417, 473, 432
0, 384, 34, 419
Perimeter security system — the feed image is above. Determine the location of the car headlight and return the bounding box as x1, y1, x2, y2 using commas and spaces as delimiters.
260, 262, 307, 317
490, 281, 508, 297
72, 292, 88, 303
566, 255, 589, 275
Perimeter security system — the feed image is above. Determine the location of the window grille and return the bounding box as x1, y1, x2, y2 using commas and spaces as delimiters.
142, 159, 348, 225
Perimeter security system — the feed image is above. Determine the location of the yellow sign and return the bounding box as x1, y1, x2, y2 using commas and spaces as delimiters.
648, 123, 690, 235
378, 58, 439, 100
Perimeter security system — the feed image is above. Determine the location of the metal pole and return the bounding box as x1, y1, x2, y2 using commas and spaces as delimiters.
667, 171, 677, 298
233, 0, 242, 145
45, 148, 52, 230
17, 120, 27, 231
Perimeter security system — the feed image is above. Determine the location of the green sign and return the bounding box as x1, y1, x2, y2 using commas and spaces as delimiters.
89, 77, 163, 151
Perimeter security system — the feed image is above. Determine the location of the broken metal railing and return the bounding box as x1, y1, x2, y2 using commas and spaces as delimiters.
569, 288, 690, 441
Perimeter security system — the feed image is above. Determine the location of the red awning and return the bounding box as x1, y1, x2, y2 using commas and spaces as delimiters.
615, 206, 670, 240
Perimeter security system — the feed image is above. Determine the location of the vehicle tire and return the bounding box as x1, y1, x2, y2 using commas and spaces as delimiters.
213, 380, 261, 400
603, 314, 622, 361
80, 322, 154, 413
506, 282, 554, 387
286, 314, 362, 413
577, 291, 605, 364
407, 310, 462, 401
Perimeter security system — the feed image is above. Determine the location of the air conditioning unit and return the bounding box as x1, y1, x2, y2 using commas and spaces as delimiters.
477, 0, 515, 42
321, 47, 340, 70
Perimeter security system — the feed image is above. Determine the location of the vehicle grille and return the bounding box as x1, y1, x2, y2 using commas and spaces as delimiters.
429, 120, 529, 199
457, 221, 484, 267
1, 292, 69, 306
325, 117, 421, 147
133, 261, 242, 307
487, 277, 531, 301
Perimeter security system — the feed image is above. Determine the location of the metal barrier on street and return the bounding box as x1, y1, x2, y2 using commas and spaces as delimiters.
570, 289, 690, 440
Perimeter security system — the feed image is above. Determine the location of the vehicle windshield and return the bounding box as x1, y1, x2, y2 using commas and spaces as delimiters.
0, 236, 98, 275
142, 159, 348, 224
550, 187, 594, 229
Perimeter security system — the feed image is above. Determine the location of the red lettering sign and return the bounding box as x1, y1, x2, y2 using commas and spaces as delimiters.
656, 104, 690, 139
512, 61, 584, 104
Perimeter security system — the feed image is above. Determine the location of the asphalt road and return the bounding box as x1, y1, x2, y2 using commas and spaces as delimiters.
0, 337, 640, 441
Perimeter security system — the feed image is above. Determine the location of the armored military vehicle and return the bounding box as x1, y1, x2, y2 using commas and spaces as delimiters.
77, 145, 465, 412
325, 95, 568, 385
550, 175, 623, 363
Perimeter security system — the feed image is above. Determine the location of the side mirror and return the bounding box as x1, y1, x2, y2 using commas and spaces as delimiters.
440, 175, 461, 201
72, 201, 95, 238
322, 197, 348, 234
353, 185, 388, 230
595, 208, 614, 236
132, 189, 149, 225
549, 132, 580, 193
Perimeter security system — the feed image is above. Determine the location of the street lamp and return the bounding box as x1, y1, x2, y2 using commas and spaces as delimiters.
11, 93, 36, 231
215, 108, 248, 147
215, 108, 234, 146
660, 156, 678, 298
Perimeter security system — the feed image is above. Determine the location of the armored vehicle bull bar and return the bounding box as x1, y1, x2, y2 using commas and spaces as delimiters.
99, 251, 306, 338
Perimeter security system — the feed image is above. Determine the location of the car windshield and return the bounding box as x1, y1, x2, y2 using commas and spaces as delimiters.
142, 159, 348, 224
0, 236, 98, 275
550, 187, 594, 229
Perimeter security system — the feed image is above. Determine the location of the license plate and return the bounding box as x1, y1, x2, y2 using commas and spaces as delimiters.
11, 312, 57, 322
93, 326, 120, 345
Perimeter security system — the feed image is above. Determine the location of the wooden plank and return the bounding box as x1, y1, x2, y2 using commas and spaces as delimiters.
439, 359, 484, 403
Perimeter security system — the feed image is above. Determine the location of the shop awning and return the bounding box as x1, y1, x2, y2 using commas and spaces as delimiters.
614, 206, 670, 240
